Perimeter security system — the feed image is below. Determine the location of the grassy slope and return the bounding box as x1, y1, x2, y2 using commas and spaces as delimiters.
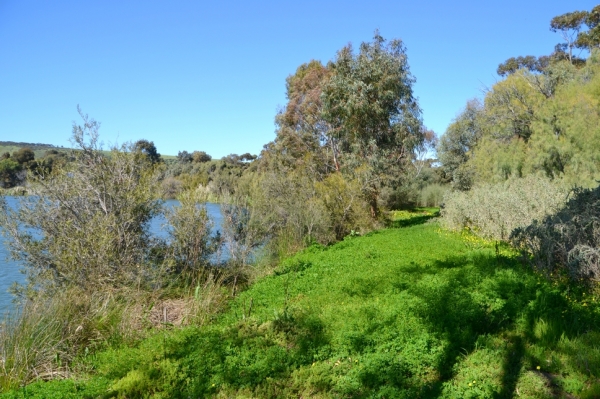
4, 218, 600, 398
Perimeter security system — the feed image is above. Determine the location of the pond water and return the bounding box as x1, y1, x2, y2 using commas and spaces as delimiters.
0, 197, 224, 314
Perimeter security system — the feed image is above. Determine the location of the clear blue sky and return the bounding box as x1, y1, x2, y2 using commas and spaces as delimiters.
0, 0, 597, 158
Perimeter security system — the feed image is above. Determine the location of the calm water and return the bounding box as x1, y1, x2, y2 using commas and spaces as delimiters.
0, 198, 224, 314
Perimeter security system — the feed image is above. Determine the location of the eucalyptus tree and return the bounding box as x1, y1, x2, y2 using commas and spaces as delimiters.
322, 32, 423, 216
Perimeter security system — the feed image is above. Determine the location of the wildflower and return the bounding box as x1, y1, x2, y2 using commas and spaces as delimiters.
536, 366, 540, 370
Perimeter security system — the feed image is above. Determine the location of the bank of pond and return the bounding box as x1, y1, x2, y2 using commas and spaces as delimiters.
0, 197, 226, 314
2, 214, 599, 398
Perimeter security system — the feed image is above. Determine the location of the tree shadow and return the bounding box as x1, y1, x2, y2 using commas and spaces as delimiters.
386, 209, 440, 228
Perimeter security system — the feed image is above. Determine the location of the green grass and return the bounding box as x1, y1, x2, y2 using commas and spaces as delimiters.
3, 217, 600, 398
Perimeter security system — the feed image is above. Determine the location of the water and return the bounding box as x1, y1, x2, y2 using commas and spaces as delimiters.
0, 197, 224, 314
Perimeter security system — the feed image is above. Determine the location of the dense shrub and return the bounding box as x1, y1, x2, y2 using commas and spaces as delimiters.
0, 115, 163, 294
441, 174, 568, 240
511, 184, 600, 283
418, 183, 447, 207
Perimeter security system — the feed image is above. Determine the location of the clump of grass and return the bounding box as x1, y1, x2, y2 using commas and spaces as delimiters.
0, 299, 67, 391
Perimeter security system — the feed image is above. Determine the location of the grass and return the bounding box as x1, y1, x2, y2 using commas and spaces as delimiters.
2, 213, 600, 398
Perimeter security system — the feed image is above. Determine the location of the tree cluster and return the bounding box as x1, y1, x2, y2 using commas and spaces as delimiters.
440, 8, 600, 191
237, 32, 426, 253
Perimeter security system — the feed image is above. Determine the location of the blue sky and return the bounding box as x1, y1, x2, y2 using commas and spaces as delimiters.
0, 0, 597, 158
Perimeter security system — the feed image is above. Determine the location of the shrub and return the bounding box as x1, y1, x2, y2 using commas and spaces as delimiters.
0, 159, 24, 189
163, 190, 219, 280
511, 184, 600, 283
0, 112, 163, 294
418, 183, 447, 207
441, 174, 568, 240
161, 177, 183, 199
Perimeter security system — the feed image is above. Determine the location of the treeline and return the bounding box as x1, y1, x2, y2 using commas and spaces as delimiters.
439, 5, 600, 285
0, 148, 69, 189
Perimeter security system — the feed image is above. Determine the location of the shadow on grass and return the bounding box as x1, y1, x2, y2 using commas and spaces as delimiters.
403, 251, 600, 398
386, 209, 440, 228
86, 233, 600, 398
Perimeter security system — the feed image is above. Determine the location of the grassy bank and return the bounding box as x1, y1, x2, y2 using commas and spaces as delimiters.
3, 215, 600, 398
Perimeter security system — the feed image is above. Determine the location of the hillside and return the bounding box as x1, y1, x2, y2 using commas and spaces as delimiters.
5, 213, 599, 398
0, 141, 65, 160
0, 141, 176, 161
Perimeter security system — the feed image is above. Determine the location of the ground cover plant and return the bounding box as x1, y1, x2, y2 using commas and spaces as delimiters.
4, 213, 599, 398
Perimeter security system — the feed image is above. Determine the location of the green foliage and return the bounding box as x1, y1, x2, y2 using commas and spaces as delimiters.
511, 184, 600, 283
439, 7, 600, 190
437, 99, 482, 190
322, 32, 423, 215
191, 150, 211, 163
163, 190, 220, 279
11, 147, 34, 165
417, 184, 447, 208
0, 113, 163, 294
133, 139, 162, 164
497, 55, 548, 77
245, 32, 427, 259
11, 219, 600, 398
441, 59, 600, 188
441, 174, 568, 240
0, 159, 23, 189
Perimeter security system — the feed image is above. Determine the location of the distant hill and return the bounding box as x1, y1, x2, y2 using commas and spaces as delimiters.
0, 141, 67, 160
0, 141, 62, 150
0, 141, 175, 160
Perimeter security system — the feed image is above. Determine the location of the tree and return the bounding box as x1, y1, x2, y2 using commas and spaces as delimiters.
239, 153, 257, 162
273, 60, 334, 173
133, 139, 162, 164
12, 148, 35, 165
576, 5, 600, 50
550, 10, 588, 63
192, 151, 212, 163
0, 159, 23, 188
177, 150, 193, 163
322, 32, 423, 216
437, 100, 483, 190
497, 55, 548, 77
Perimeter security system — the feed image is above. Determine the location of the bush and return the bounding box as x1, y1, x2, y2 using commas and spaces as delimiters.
511, 184, 600, 283
0, 159, 24, 189
441, 174, 568, 240
0, 113, 163, 294
163, 190, 219, 279
418, 183, 447, 207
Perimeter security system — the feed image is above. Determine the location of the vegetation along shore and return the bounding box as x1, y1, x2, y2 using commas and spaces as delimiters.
1, 6, 600, 398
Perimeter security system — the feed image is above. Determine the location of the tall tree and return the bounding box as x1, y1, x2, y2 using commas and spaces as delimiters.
271, 60, 333, 175
322, 32, 423, 216
550, 10, 588, 63
437, 99, 483, 190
